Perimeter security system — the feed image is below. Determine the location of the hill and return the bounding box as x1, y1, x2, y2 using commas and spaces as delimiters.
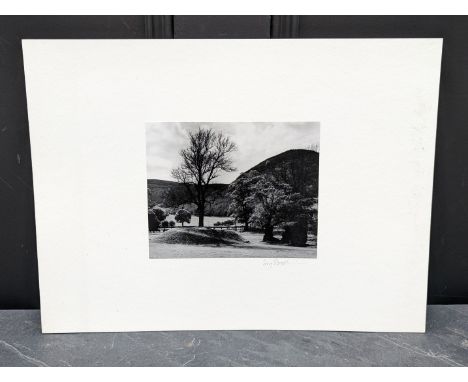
147, 179, 179, 203
244, 149, 319, 199
150, 228, 248, 246
147, 149, 319, 215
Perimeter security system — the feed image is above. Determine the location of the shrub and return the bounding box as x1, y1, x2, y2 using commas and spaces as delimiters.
169, 220, 175, 228
214, 219, 235, 226
152, 207, 167, 222
281, 220, 307, 247
161, 220, 169, 229
148, 210, 160, 232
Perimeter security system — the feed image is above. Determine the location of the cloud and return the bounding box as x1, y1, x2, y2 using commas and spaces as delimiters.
146, 122, 320, 183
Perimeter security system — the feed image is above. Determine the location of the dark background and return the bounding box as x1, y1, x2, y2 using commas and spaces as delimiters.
0, 16, 467, 308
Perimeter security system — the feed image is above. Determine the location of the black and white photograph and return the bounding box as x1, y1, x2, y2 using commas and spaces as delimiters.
146, 122, 320, 259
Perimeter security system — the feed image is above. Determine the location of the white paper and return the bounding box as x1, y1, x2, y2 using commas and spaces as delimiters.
23, 39, 442, 333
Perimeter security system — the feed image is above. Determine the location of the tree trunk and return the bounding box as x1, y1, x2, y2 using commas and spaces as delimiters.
263, 225, 274, 242
198, 203, 205, 227
244, 221, 249, 231
198, 189, 205, 227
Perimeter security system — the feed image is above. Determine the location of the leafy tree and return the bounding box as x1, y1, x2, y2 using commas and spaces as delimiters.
227, 170, 259, 230
247, 174, 312, 242
175, 209, 191, 227
168, 220, 176, 228
161, 220, 169, 229
172, 127, 237, 227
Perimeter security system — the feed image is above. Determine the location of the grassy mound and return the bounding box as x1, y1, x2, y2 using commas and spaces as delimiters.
151, 228, 248, 246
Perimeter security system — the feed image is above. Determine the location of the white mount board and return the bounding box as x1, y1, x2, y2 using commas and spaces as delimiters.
23, 39, 442, 333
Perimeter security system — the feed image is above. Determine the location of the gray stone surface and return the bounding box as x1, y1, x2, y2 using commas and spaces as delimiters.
0, 306, 467, 366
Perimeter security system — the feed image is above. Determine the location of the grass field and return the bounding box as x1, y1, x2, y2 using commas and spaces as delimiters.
149, 230, 317, 259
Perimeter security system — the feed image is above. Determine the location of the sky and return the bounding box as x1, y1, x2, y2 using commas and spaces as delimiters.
146, 122, 320, 184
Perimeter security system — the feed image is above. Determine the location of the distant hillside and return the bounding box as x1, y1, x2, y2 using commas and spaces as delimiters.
147, 178, 229, 216
243, 149, 319, 199
147, 149, 319, 215
147, 179, 180, 206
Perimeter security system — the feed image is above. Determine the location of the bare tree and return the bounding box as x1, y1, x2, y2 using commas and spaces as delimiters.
171, 127, 237, 227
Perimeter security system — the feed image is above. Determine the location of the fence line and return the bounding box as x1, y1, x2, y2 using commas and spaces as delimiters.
152, 225, 245, 232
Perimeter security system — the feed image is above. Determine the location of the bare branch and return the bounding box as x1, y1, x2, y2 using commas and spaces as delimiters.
170, 126, 237, 226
